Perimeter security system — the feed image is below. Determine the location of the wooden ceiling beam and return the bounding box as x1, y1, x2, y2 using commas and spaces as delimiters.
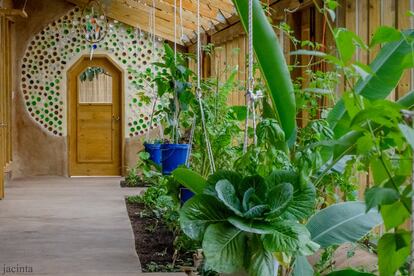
66, 0, 185, 44
122, 0, 213, 31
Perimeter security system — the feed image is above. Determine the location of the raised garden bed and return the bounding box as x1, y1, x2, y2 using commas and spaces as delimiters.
125, 200, 193, 273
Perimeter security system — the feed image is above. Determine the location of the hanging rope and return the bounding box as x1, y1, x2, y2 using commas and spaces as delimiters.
146, 0, 157, 141
180, 0, 184, 41
243, 0, 255, 153
186, 115, 197, 167
196, 0, 216, 173
172, 0, 179, 143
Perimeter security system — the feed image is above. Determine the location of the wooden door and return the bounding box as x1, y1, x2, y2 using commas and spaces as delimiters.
69, 57, 122, 176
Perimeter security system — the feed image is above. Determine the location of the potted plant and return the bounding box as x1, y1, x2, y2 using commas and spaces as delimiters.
152, 43, 194, 175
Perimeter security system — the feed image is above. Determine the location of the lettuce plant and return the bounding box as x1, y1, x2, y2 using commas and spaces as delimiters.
176, 169, 318, 275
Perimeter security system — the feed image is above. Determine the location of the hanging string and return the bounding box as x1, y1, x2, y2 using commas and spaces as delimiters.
186, 115, 197, 167
243, 0, 255, 153
146, 0, 157, 141
196, 0, 216, 173
180, 0, 184, 41
172, 0, 179, 143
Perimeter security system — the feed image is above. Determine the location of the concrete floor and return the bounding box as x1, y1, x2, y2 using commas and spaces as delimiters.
0, 177, 183, 276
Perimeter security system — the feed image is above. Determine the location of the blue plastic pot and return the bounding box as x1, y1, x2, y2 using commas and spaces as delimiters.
161, 143, 190, 175
180, 187, 195, 204
144, 143, 162, 165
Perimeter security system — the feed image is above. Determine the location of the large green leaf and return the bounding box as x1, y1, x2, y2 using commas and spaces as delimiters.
262, 221, 310, 253
216, 180, 243, 216
378, 231, 410, 276
380, 200, 410, 230
365, 187, 400, 211
203, 223, 246, 274
228, 216, 277, 234
266, 183, 294, 218
283, 183, 316, 221
292, 256, 314, 276
306, 202, 382, 248
248, 235, 275, 276
326, 270, 375, 276
172, 168, 207, 194
180, 195, 232, 240
399, 123, 414, 150
206, 170, 243, 188
328, 30, 414, 133
232, 0, 296, 145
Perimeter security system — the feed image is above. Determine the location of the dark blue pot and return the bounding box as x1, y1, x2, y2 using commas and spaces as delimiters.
144, 143, 162, 165
180, 187, 195, 204
161, 143, 190, 175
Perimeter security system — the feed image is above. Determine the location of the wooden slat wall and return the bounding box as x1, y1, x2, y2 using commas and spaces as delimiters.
0, 15, 13, 199
342, 0, 413, 99
211, 35, 246, 105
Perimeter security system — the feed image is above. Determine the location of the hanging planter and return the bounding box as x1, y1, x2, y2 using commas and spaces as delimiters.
161, 143, 190, 175
144, 142, 162, 165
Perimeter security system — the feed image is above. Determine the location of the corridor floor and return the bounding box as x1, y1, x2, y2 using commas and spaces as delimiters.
0, 177, 168, 275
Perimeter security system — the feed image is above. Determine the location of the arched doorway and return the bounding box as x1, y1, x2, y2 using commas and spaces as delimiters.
68, 56, 123, 176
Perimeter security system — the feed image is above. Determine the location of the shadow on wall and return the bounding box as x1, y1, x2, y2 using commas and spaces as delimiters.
12, 0, 75, 178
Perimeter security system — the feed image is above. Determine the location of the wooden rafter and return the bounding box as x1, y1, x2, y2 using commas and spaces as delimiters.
65, 0, 237, 44
67, 0, 181, 43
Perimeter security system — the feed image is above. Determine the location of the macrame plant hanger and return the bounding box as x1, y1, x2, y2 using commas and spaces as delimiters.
195, 0, 216, 173
243, 0, 257, 153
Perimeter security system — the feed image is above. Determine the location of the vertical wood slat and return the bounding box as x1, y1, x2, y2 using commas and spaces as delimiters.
0, 15, 4, 199
397, 0, 412, 98
0, 15, 12, 199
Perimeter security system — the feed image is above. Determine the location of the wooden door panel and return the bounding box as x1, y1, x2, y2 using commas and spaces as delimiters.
69, 57, 122, 176
77, 105, 113, 163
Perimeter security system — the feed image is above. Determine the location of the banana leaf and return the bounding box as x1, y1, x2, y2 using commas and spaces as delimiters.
328, 30, 414, 135
306, 202, 382, 248
232, 0, 297, 145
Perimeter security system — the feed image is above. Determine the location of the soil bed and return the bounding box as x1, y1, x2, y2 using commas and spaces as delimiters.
120, 179, 149, 188
125, 200, 193, 272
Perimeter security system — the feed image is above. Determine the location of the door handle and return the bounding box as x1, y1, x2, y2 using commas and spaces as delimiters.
112, 115, 120, 121
0, 123, 7, 128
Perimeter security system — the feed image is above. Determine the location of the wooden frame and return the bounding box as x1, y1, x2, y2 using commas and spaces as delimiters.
0, 15, 12, 199
67, 54, 125, 176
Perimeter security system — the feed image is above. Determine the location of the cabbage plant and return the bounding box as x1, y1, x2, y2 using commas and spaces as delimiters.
176, 169, 318, 275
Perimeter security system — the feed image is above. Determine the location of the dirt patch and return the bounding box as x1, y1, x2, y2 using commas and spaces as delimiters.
125, 200, 193, 272
120, 180, 149, 188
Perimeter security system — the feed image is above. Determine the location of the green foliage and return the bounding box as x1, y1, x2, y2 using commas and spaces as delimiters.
172, 168, 207, 194
378, 231, 410, 276
178, 169, 317, 275
328, 30, 414, 135
235, 119, 292, 177
79, 67, 107, 82
126, 151, 162, 187
306, 202, 382, 248
149, 43, 195, 142
189, 64, 244, 176
325, 269, 375, 276
232, 0, 297, 145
